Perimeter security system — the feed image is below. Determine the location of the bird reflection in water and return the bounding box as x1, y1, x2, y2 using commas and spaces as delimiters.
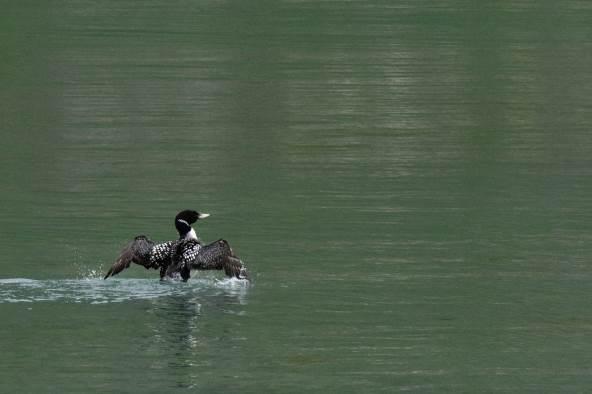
142, 280, 249, 389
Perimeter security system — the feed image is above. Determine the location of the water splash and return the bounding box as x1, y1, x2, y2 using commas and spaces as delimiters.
0, 277, 250, 304
73, 260, 106, 280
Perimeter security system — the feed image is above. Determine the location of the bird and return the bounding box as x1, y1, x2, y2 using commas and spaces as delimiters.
103, 210, 248, 281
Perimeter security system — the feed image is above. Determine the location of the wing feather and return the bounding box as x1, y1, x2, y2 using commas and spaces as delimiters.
192, 239, 248, 279
104, 236, 155, 279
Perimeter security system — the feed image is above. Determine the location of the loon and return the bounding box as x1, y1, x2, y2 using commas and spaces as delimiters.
103, 210, 248, 281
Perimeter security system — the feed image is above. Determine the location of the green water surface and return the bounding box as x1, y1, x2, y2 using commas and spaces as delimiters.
2, 1, 592, 392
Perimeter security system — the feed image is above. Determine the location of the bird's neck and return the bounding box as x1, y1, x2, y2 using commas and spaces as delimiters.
175, 219, 198, 240
184, 227, 198, 241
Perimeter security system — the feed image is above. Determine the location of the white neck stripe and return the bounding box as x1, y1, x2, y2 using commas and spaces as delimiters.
185, 228, 198, 240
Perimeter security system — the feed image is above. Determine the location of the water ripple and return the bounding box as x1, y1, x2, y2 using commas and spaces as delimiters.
0, 278, 249, 304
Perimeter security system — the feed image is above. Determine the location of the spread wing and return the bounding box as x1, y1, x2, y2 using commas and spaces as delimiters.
104, 236, 155, 279
166, 238, 248, 280
191, 239, 248, 279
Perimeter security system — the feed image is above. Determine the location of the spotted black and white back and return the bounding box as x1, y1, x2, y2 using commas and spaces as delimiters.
149, 241, 174, 267
173, 239, 202, 267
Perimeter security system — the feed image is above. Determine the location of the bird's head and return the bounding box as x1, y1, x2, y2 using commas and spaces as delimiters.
174, 210, 210, 239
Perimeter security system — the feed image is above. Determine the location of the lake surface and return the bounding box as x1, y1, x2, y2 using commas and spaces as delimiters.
2, 0, 592, 392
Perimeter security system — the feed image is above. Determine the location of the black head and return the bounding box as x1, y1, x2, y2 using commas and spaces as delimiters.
175, 210, 200, 224
174, 210, 210, 238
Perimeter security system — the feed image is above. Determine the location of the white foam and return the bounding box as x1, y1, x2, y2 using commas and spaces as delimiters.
0, 277, 250, 304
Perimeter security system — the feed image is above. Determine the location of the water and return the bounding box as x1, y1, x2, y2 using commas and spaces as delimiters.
2, 0, 592, 392
0, 277, 249, 304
